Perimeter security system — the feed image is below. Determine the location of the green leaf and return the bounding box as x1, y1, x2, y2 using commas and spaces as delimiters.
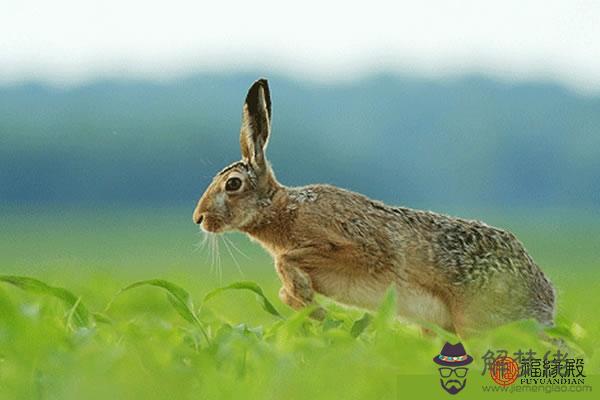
112, 279, 209, 342
372, 285, 397, 331
91, 312, 113, 324
0, 275, 91, 328
203, 281, 282, 318
119, 279, 197, 323
166, 293, 196, 324
350, 313, 372, 338
322, 317, 344, 332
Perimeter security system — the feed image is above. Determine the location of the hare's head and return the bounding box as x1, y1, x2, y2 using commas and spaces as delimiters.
193, 79, 279, 233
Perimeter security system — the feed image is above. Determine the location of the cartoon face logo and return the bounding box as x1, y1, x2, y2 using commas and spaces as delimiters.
433, 342, 473, 395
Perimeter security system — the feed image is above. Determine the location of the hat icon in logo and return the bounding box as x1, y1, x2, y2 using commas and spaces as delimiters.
433, 342, 473, 395
433, 342, 473, 367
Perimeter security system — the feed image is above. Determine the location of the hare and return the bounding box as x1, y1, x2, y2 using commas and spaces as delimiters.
192, 78, 556, 335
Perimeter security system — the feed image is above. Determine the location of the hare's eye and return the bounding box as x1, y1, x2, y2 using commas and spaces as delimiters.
225, 177, 242, 192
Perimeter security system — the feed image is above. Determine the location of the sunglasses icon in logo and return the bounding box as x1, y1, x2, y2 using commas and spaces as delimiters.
433, 342, 473, 395
438, 367, 469, 378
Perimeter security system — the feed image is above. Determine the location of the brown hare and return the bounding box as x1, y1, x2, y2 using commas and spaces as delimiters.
192, 78, 556, 335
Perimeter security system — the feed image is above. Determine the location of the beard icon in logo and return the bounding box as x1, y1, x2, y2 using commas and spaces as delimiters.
433, 342, 474, 395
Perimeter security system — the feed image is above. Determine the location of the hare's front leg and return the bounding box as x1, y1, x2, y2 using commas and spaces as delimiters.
276, 257, 326, 320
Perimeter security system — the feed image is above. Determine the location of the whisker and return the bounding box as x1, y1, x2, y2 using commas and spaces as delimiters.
193, 229, 209, 253
223, 235, 251, 260
221, 235, 245, 277
211, 234, 217, 276
204, 235, 212, 271
207, 234, 214, 275
193, 230, 245, 283
215, 236, 222, 284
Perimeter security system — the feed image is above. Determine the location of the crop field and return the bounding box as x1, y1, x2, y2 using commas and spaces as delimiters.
0, 207, 598, 399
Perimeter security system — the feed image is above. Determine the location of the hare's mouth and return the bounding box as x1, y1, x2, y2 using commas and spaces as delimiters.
200, 213, 226, 233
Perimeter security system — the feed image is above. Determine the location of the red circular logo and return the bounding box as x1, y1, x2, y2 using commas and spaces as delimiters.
490, 356, 519, 386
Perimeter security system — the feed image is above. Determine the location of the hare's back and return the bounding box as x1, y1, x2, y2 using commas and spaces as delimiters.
426, 215, 537, 280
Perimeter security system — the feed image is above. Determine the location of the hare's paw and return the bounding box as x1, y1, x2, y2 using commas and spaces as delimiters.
278, 287, 305, 309
279, 287, 327, 320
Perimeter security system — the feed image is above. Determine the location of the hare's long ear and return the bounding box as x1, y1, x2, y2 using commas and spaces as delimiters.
240, 78, 272, 171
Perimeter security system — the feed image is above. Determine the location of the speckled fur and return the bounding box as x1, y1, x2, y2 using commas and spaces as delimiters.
193, 79, 556, 335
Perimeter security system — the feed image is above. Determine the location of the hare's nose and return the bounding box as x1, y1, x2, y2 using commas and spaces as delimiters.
193, 210, 204, 225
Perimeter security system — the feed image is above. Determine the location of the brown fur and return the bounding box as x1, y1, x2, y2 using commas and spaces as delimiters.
193, 79, 556, 336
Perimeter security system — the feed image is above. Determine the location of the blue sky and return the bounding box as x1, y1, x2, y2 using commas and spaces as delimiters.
1, 0, 599, 92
